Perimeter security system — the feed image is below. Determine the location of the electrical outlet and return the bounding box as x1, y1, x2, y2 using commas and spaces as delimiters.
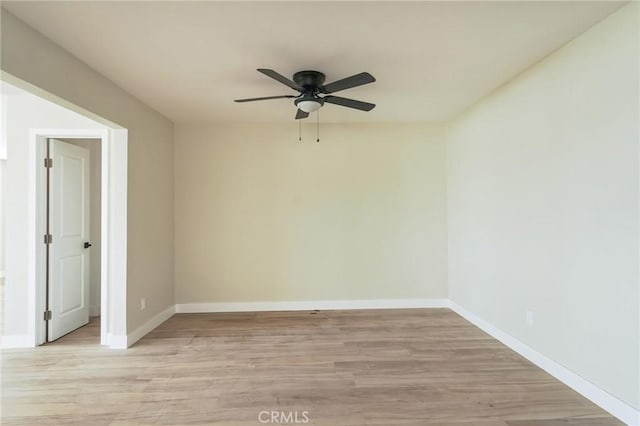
140, 298, 146, 311
526, 310, 534, 328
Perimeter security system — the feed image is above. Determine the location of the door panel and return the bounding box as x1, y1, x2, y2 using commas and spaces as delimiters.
60, 256, 83, 313
48, 139, 90, 342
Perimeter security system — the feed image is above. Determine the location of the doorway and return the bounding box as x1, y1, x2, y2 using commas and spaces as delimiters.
33, 129, 127, 348
33, 129, 123, 348
43, 138, 101, 343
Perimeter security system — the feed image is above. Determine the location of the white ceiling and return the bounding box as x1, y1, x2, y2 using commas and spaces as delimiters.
4, 1, 625, 123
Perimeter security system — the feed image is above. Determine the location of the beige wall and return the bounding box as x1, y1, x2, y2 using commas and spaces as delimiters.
446, 3, 639, 409
175, 123, 447, 303
1, 10, 175, 333
63, 139, 101, 317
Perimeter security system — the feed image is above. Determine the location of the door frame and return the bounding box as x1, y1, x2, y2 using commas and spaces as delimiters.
32, 128, 128, 348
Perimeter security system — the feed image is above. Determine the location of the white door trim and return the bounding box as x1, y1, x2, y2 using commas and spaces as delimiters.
31, 128, 127, 348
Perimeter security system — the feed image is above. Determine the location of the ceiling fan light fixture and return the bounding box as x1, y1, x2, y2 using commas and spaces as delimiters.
297, 100, 322, 113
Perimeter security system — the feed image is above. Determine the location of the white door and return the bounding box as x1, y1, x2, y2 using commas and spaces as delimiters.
48, 139, 91, 341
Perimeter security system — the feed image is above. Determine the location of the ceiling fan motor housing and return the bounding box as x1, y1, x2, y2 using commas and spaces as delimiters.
293, 71, 326, 92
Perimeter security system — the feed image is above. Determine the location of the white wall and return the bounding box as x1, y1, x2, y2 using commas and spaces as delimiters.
63, 139, 101, 317
1, 10, 175, 333
2, 87, 105, 337
0, 160, 5, 278
447, 3, 639, 410
1, 88, 7, 278
175, 123, 447, 304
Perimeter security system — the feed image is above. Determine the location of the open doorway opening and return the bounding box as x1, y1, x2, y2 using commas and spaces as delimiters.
1, 75, 129, 349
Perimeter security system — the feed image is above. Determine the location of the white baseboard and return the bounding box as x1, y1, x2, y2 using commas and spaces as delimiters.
449, 301, 640, 426
175, 298, 449, 314
0, 334, 34, 348
125, 304, 176, 348
108, 333, 128, 350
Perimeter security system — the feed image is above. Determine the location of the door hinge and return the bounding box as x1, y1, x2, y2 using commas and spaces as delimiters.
44, 310, 52, 321
44, 158, 53, 168
44, 234, 53, 244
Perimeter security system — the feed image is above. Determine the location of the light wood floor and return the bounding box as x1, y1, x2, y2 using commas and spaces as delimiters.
1, 309, 621, 425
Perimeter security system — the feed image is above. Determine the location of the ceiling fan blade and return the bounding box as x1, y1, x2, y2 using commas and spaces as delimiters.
234, 95, 296, 103
295, 109, 309, 120
323, 96, 375, 111
321, 72, 375, 94
257, 69, 302, 91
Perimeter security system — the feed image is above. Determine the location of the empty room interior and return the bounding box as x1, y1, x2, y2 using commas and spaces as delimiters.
0, 1, 638, 425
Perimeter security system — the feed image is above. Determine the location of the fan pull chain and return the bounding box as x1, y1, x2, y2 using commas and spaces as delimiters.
316, 109, 320, 143
299, 119, 302, 142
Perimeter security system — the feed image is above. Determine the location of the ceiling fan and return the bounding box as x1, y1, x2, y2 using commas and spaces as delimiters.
235, 69, 376, 119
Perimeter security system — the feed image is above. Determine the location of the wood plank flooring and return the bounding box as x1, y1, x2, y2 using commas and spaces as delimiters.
1, 309, 621, 425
